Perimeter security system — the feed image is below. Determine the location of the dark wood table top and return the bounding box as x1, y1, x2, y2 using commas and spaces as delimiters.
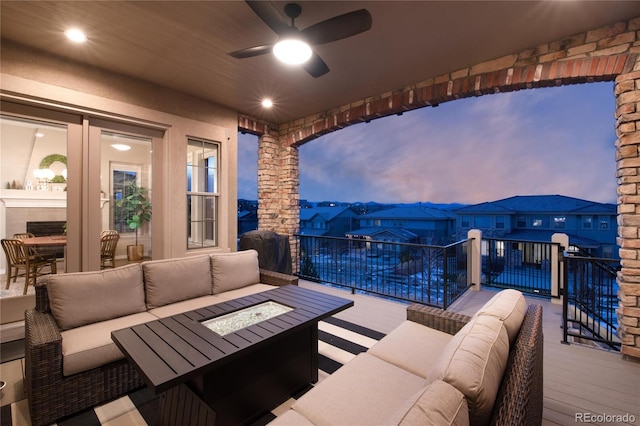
111, 285, 353, 393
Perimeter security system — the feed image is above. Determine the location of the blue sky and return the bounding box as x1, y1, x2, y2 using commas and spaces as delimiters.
238, 82, 617, 205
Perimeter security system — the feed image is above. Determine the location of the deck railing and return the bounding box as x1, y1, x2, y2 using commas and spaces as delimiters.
562, 253, 620, 350
294, 235, 472, 309
483, 237, 561, 297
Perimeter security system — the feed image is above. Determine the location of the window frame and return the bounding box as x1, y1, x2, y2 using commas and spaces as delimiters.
553, 216, 566, 229
187, 138, 220, 250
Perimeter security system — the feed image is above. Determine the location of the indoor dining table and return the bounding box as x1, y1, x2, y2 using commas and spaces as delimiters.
21, 235, 67, 247
22, 235, 67, 272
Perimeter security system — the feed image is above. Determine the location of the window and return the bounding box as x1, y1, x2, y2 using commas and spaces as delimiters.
599, 216, 610, 230
517, 216, 526, 228
112, 169, 138, 233
187, 138, 219, 249
495, 215, 505, 229
553, 216, 566, 229
582, 215, 593, 229
461, 215, 470, 227
532, 218, 543, 227
474, 216, 490, 227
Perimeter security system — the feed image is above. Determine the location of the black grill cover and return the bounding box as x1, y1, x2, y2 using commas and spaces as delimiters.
239, 230, 292, 274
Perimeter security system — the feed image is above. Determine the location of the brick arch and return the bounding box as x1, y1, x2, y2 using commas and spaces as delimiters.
278, 53, 634, 146
240, 17, 640, 359
240, 19, 638, 145
239, 51, 631, 142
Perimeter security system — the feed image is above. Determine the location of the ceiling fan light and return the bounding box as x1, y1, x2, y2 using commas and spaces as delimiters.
65, 28, 87, 43
273, 39, 312, 65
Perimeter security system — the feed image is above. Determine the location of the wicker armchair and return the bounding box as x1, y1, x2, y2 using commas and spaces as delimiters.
406, 302, 544, 426
25, 283, 145, 426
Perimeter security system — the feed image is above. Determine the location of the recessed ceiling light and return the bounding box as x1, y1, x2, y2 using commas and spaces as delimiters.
111, 144, 132, 151
65, 28, 87, 43
35, 132, 45, 138
262, 99, 274, 108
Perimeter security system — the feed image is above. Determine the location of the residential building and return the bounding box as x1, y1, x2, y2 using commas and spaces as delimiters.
238, 199, 259, 236
238, 210, 258, 236
455, 195, 618, 258
348, 206, 456, 244
299, 206, 359, 237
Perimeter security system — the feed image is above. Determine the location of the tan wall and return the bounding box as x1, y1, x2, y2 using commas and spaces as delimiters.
1, 40, 239, 262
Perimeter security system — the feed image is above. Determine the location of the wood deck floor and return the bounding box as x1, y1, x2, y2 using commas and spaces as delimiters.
299, 280, 640, 425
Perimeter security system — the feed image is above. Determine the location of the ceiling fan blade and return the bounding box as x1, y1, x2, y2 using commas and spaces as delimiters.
301, 9, 372, 45
245, 1, 289, 34
302, 53, 330, 78
228, 43, 274, 59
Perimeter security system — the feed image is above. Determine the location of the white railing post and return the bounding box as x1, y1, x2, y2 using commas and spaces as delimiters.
468, 229, 482, 291
551, 233, 569, 305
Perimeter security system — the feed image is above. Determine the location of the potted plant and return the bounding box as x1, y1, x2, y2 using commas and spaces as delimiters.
116, 183, 152, 261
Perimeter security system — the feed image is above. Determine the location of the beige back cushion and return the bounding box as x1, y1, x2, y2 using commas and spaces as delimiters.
211, 250, 260, 294
472, 289, 527, 344
427, 315, 509, 426
143, 255, 212, 309
47, 263, 146, 331
385, 380, 469, 426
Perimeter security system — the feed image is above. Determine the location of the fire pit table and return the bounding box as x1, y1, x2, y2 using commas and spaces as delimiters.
112, 285, 353, 426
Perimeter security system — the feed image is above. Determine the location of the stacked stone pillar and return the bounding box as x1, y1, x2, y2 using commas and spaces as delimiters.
257, 133, 300, 273
616, 60, 640, 360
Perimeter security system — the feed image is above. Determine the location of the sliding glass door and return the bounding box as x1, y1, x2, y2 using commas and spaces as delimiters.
88, 120, 161, 270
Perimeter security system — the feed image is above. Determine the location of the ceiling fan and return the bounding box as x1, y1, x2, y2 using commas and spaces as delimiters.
229, 1, 372, 78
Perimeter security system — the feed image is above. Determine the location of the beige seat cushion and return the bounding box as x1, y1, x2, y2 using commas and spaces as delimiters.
472, 289, 527, 344
383, 380, 469, 426
143, 255, 212, 309
427, 315, 509, 426
292, 353, 426, 426
47, 263, 146, 331
211, 250, 260, 293
61, 311, 157, 376
368, 320, 454, 378
212, 283, 276, 301
148, 295, 223, 318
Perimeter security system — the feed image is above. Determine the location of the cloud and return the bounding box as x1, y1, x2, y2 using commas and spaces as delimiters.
298, 82, 617, 204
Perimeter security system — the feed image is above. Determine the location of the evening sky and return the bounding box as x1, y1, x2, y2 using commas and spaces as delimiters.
238, 82, 617, 205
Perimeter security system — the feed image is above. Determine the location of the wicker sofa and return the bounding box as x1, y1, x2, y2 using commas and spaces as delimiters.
270, 289, 543, 426
24, 249, 297, 426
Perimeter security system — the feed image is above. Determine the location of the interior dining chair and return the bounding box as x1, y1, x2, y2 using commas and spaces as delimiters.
13, 232, 40, 256
1, 238, 58, 295
13, 232, 36, 240
100, 230, 120, 269
12, 232, 41, 278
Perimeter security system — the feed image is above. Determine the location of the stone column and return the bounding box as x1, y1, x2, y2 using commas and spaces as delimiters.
257, 133, 300, 273
615, 61, 640, 360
